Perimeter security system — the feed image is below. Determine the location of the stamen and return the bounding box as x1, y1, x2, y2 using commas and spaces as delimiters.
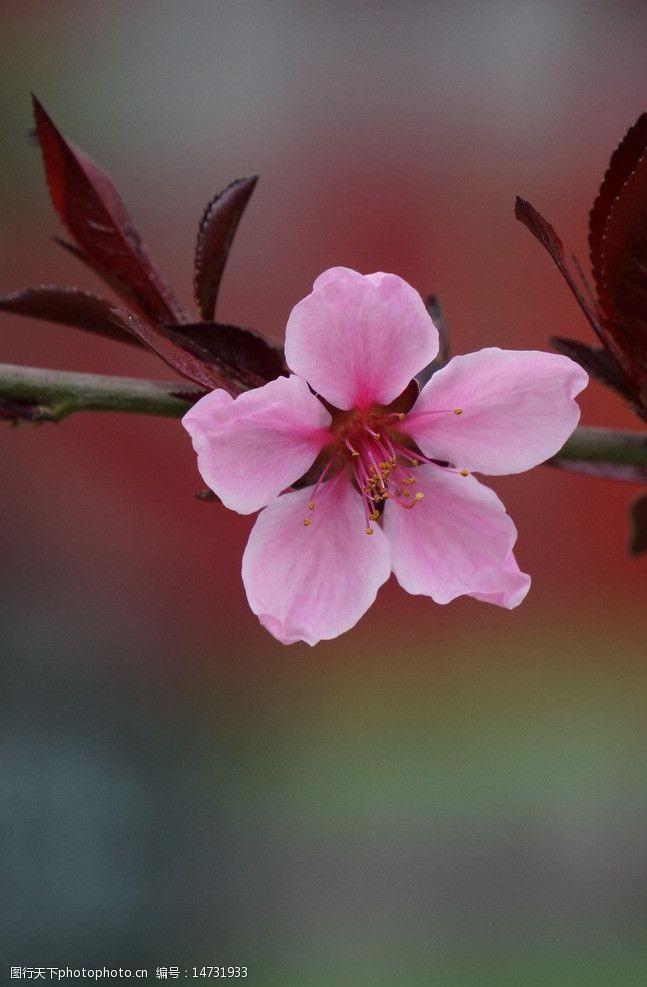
460, 469, 469, 477
454, 407, 463, 415
301, 458, 335, 527
344, 438, 360, 457
362, 422, 381, 440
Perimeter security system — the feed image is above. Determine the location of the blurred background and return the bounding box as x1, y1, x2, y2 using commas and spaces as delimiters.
1, 1, 646, 983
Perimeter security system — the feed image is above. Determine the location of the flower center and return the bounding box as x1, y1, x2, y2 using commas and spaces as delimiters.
339, 412, 424, 534
302, 405, 466, 535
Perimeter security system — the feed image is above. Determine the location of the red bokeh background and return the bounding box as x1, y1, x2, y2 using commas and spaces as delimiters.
2, 1, 644, 675
1, 3, 646, 978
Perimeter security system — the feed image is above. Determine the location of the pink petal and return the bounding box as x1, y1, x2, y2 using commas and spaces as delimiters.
182, 375, 331, 514
242, 474, 391, 645
403, 348, 588, 475
468, 552, 531, 609
383, 465, 520, 604
284, 267, 439, 411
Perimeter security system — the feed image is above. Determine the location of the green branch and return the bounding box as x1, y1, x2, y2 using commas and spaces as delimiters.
554, 426, 647, 467
0, 362, 203, 421
1, 363, 646, 480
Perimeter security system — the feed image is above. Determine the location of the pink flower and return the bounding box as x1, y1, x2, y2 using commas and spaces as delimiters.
183, 267, 588, 646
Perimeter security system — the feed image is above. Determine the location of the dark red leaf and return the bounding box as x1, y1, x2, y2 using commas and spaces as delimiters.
387, 378, 419, 415
110, 309, 229, 391
514, 196, 610, 351
0, 285, 143, 348
515, 195, 567, 266
193, 177, 258, 321
167, 321, 286, 390
195, 488, 221, 503
51, 235, 162, 320
416, 294, 450, 387
168, 387, 209, 402
549, 458, 647, 483
589, 113, 647, 294
591, 115, 647, 377
0, 398, 55, 423
32, 95, 186, 325
629, 493, 647, 556
551, 336, 632, 399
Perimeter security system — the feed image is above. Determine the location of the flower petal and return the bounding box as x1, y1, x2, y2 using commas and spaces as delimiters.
468, 552, 531, 609
284, 267, 439, 410
242, 475, 391, 645
383, 465, 520, 604
182, 375, 331, 514
403, 348, 588, 475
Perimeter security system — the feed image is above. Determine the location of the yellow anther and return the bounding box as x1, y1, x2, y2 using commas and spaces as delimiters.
402, 477, 416, 485
365, 527, 374, 535
414, 491, 424, 502
454, 407, 463, 416
308, 499, 315, 510
410, 458, 419, 467
402, 490, 411, 498
369, 510, 380, 521
303, 518, 312, 527
460, 469, 469, 477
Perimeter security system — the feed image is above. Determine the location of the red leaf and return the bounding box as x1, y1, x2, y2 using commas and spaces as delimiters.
629, 493, 647, 556
110, 309, 229, 391
551, 336, 633, 400
549, 458, 647, 483
193, 177, 258, 321
515, 195, 567, 267
0, 285, 142, 348
589, 113, 647, 292
416, 294, 450, 387
32, 96, 186, 325
0, 399, 55, 423
167, 321, 286, 390
591, 115, 647, 376
515, 196, 607, 346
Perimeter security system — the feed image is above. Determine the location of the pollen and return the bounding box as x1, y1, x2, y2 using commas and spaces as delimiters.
308, 500, 315, 510
413, 491, 424, 501
460, 469, 469, 477
303, 518, 312, 527
365, 527, 374, 535
454, 407, 463, 416
369, 509, 380, 521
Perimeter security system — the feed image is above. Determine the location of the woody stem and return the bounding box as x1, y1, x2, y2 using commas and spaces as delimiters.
0, 363, 646, 479
0, 362, 203, 421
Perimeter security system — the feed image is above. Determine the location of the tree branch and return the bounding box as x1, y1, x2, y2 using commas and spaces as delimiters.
0, 362, 646, 481
549, 426, 647, 481
0, 362, 203, 421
